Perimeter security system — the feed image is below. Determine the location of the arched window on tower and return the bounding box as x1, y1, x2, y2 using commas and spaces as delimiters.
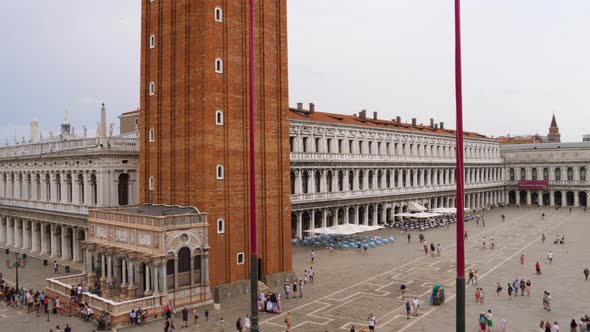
216, 165, 224, 179
149, 34, 156, 48
214, 7, 223, 22
215, 110, 224, 125
215, 58, 223, 73
149, 82, 155, 96
118, 173, 129, 206
217, 218, 225, 234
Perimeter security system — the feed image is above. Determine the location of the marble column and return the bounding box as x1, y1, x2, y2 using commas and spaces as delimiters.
120, 259, 127, 288
106, 255, 113, 284
153, 263, 160, 294
321, 210, 327, 228
173, 259, 179, 291
296, 212, 302, 240
100, 254, 107, 282
0, 217, 5, 245
72, 228, 79, 262
144, 265, 152, 295
550, 191, 555, 207
160, 264, 168, 293
61, 226, 68, 260
40, 222, 46, 254
538, 191, 543, 206
14, 218, 20, 248
574, 191, 579, 207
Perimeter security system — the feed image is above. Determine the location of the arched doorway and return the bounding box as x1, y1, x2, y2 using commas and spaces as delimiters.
566, 191, 575, 206
118, 173, 129, 205
358, 206, 365, 224
348, 207, 355, 224
542, 192, 550, 206
337, 208, 345, 225
314, 210, 322, 228
177, 247, 191, 287
531, 192, 539, 206
580, 192, 588, 207
519, 190, 527, 205
554, 191, 563, 206
509, 191, 516, 205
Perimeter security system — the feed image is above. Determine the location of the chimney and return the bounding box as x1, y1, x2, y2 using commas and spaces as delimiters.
396, 116, 401, 123
439, 122, 444, 129
434, 124, 438, 129
411, 118, 416, 126
353, 113, 357, 117
359, 110, 367, 121
373, 112, 378, 120
296, 102, 303, 111
309, 103, 315, 113
430, 118, 435, 128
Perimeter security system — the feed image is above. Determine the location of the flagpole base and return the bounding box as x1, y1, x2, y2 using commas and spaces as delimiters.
456, 277, 465, 332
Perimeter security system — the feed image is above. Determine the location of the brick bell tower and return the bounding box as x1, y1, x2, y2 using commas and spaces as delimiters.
139, 0, 292, 287
548, 114, 561, 143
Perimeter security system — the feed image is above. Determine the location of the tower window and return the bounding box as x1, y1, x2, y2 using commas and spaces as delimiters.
149, 82, 155, 96
215, 59, 223, 73
217, 218, 225, 234
149, 34, 156, 48
237, 252, 245, 265
215, 110, 224, 125
149, 176, 155, 191
214, 7, 223, 22
149, 129, 155, 142
216, 165, 224, 179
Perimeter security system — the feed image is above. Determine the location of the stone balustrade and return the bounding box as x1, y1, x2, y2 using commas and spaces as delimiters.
0, 137, 138, 159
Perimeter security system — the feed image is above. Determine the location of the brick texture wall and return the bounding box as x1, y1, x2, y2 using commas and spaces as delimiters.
139, 0, 292, 287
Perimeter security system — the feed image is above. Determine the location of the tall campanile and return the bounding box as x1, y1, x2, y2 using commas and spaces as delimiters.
139, 0, 291, 287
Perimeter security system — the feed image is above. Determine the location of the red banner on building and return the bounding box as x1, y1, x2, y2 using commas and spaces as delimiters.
518, 180, 549, 190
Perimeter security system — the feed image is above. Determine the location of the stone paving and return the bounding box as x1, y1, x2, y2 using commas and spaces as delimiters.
0, 207, 589, 331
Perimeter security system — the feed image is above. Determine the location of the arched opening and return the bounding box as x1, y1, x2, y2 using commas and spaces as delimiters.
314, 210, 322, 228
368, 205, 375, 225
358, 206, 365, 224
377, 170, 383, 189
519, 190, 527, 205
386, 170, 391, 188
554, 191, 563, 206
509, 191, 516, 205
359, 170, 365, 190
531, 192, 539, 206
291, 213, 297, 239
368, 170, 374, 189
394, 205, 400, 222
302, 171, 309, 194
290, 171, 296, 195
337, 208, 345, 225
348, 207, 355, 224
348, 171, 354, 191
314, 171, 321, 193
35, 174, 41, 200
566, 191, 575, 206
55, 173, 62, 202
338, 171, 344, 191
377, 205, 384, 224
580, 192, 588, 207
45, 174, 51, 201
542, 192, 550, 206
118, 173, 129, 205
302, 212, 311, 237
177, 247, 191, 287
90, 174, 97, 205
326, 171, 333, 192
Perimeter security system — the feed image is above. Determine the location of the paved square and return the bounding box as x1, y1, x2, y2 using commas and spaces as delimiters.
1, 207, 589, 332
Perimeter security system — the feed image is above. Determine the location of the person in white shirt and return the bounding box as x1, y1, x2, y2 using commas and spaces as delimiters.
244, 314, 251, 331
547, 251, 553, 264
552, 321, 559, 332
367, 313, 376, 331
412, 297, 420, 316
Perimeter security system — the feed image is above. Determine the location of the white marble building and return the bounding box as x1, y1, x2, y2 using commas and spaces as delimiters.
0, 107, 139, 269
288, 106, 506, 239
502, 142, 590, 207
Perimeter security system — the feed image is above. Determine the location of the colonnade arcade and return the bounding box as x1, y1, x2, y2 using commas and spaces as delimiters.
290, 166, 503, 195
507, 189, 589, 207
83, 244, 209, 301
0, 215, 85, 263
291, 190, 505, 239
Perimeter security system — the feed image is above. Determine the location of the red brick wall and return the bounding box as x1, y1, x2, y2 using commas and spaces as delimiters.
139, 0, 292, 287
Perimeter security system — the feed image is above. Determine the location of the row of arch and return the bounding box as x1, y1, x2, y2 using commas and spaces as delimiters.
0, 172, 130, 206
508, 166, 587, 182
508, 190, 588, 207
290, 167, 503, 195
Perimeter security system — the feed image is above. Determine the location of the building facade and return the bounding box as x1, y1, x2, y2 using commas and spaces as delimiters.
0, 114, 139, 269
288, 106, 506, 239
502, 142, 590, 207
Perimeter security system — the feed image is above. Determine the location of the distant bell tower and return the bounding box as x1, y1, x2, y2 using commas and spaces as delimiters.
139, 0, 292, 287
548, 114, 561, 143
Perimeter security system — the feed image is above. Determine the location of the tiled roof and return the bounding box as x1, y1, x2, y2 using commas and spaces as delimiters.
288, 108, 492, 140
498, 135, 543, 145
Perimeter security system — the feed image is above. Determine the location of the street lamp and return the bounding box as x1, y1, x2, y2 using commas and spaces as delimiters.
6, 252, 27, 291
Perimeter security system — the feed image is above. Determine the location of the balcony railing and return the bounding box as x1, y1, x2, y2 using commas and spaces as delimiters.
291, 181, 505, 203
89, 209, 206, 229
0, 197, 89, 215
0, 137, 138, 159
290, 152, 502, 164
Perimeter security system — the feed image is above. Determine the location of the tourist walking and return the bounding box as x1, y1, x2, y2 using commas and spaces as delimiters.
479, 289, 485, 304
205, 309, 209, 322
284, 282, 290, 299
520, 254, 525, 266
513, 280, 519, 297
479, 313, 488, 332
526, 279, 532, 296
285, 312, 292, 332
496, 282, 502, 296
547, 250, 553, 264
299, 280, 304, 297
536, 261, 542, 274
584, 267, 589, 280
520, 279, 526, 296
430, 243, 435, 257
368, 313, 376, 331
292, 281, 298, 298
436, 244, 441, 256
244, 314, 251, 332
500, 318, 507, 332
507, 283, 513, 300
309, 267, 314, 284
407, 233, 411, 243
482, 236, 486, 248
236, 317, 243, 332
303, 270, 308, 285
181, 306, 189, 327
218, 317, 224, 332
310, 250, 315, 264
164, 318, 171, 332
412, 297, 420, 316
53, 261, 59, 274
468, 269, 475, 285
570, 319, 578, 332
486, 310, 493, 331
473, 270, 479, 286
553, 321, 559, 332
475, 288, 481, 303
405, 301, 411, 319
542, 233, 546, 243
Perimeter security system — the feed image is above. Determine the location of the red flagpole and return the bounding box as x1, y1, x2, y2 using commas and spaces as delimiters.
247, 1, 260, 331
454, 0, 466, 331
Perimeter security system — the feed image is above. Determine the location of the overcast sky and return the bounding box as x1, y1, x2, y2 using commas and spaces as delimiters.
1, 0, 589, 142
